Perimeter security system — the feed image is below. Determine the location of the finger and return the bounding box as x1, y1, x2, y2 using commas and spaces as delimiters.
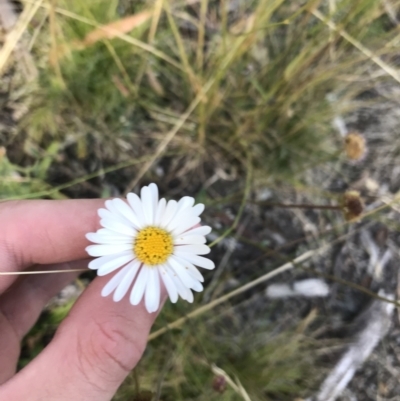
0, 308, 19, 384
0, 199, 104, 292
0, 260, 89, 384
0, 275, 166, 401
0, 260, 88, 339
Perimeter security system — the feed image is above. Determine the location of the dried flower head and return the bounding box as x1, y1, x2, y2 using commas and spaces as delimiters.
342, 190, 364, 221
344, 132, 367, 161
86, 183, 215, 313
212, 375, 227, 393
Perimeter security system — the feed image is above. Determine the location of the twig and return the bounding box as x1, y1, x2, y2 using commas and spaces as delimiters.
253, 202, 341, 210
211, 364, 252, 401
311, 9, 400, 85
0, 268, 86, 275
311, 291, 395, 401
0, 0, 43, 74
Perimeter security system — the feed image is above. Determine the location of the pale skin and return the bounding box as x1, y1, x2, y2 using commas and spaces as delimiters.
0, 200, 164, 401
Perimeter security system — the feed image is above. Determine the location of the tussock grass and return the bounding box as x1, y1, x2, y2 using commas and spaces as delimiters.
8, 0, 397, 195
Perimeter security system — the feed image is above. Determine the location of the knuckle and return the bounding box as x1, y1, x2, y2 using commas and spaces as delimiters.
72, 319, 143, 388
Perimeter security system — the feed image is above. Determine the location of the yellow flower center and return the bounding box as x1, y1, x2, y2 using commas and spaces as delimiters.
134, 226, 173, 265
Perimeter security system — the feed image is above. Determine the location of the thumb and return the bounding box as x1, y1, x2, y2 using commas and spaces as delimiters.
0, 275, 166, 401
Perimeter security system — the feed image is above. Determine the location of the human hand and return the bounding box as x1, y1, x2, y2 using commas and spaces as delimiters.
0, 199, 164, 401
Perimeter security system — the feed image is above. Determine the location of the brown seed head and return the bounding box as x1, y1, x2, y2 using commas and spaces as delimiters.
344, 132, 366, 161
212, 375, 227, 393
342, 190, 364, 222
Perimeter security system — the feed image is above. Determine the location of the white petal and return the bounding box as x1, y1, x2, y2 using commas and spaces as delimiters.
89, 236, 131, 245
165, 211, 187, 232
174, 235, 206, 245
95, 228, 133, 239
187, 268, 204, 283
172, 255, 204, 282
176, 196, 194, 213
89, 250, 133, 271
105, 198, 124, 216
168, 258, 203, 292
184, 287, 194, 302
86, 232, 132, 244
103, 201, 136, 229
141, 186, 155, 225
191, 204, 205, 217
181, 225, 212, 236
86, 244, 133, 257
166, 266, 194, 302
110, 198, 142, 229
97, 256, 135, 276
159, 265, 178, 303
127, 193, 146, 227
160, 200, 178, 228
165, 206, 200, 232
172, 216, 201, 235
100, 219, 137, 237
99, 206, 131, 228
177, 253, 215, 270
98, 208, 112, 219
145, 268, 161, 313
130, 266, 149, 305
175, 244, 210, 255
154, 198, 167, 226
101, 263, 133, 297
166, 204, 203, 231
149, 183, 159, 216
113, 260, 141, 302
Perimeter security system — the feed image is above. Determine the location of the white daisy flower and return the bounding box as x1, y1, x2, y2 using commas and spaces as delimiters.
85, 183, 215, 313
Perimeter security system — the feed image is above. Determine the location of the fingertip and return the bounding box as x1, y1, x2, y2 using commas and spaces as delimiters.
3, 276, 166, 400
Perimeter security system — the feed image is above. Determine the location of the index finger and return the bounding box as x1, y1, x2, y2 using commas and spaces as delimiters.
0, 199, 104, 290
